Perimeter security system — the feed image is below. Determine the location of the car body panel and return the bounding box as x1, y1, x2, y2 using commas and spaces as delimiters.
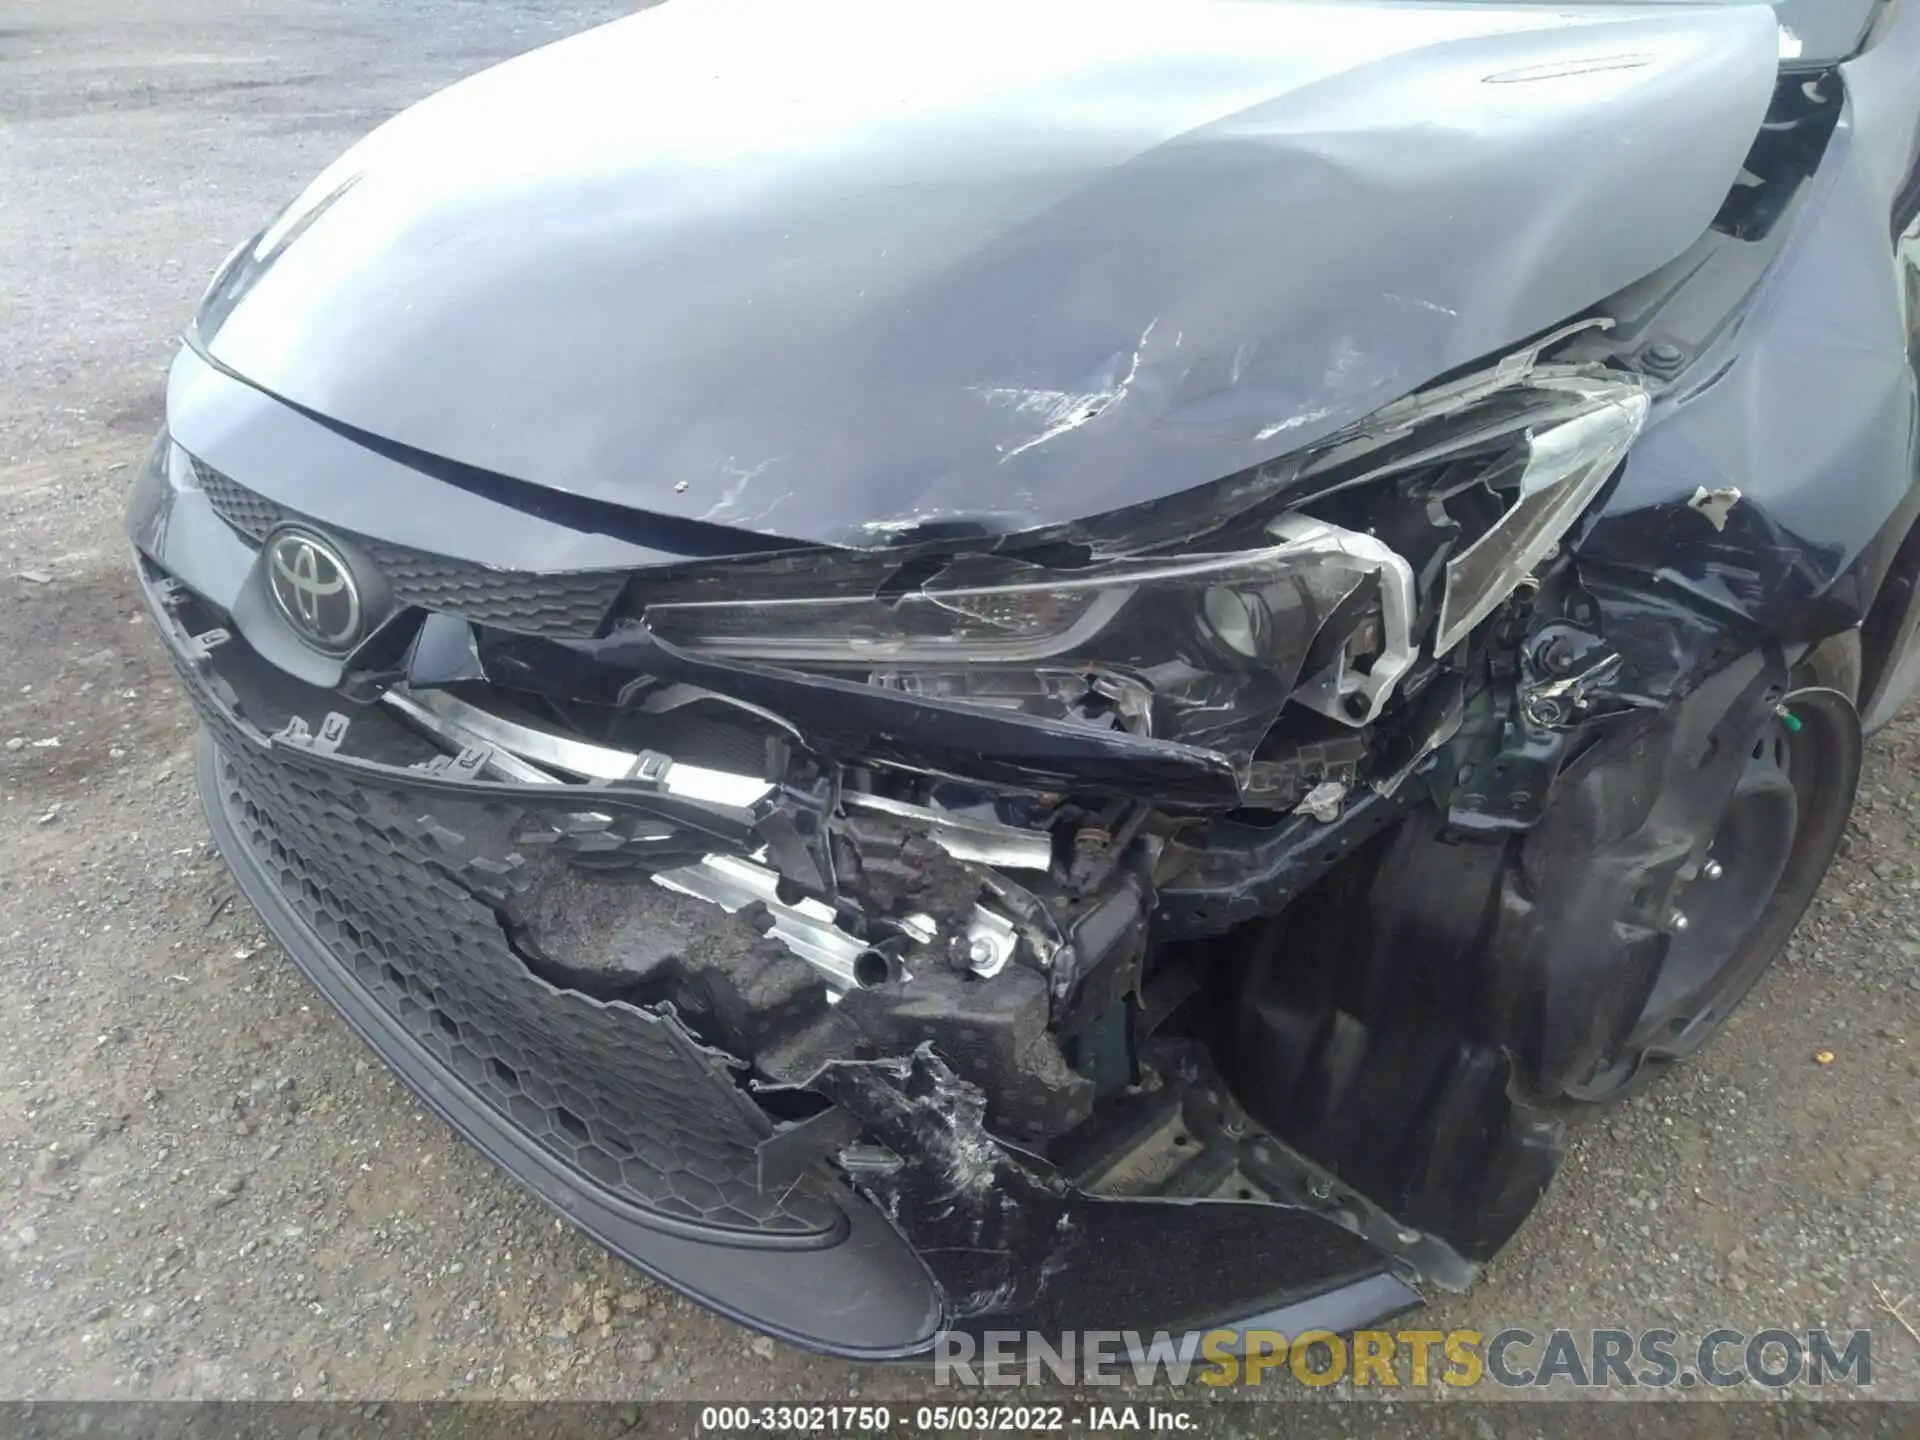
1580, 0, 1920, 701
1776, 0, 1883, 64
198, 0, 1778, 548
142, 541, 1423, 1350
164, 344, 776, 574
125, 0, 1920, 1360
1842, 0, 1920, 726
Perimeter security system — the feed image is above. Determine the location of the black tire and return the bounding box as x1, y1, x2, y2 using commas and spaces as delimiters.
1560, 651, 1862, 1105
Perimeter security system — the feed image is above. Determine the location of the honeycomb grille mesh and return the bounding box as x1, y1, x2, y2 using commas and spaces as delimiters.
189, 457, 626, 638
199, 710, 840, 1237
193, 460, 291, 538
357, 539, 627, 639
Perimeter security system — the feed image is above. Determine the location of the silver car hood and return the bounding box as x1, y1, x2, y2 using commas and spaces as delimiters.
199, 0, 1782, 549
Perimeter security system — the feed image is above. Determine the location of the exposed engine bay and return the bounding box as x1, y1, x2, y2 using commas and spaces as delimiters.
139, 311, 1837, 1328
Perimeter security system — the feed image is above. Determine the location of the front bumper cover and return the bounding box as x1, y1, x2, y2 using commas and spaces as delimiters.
196, 731, 945, 1356
135, 455, 1421, 1354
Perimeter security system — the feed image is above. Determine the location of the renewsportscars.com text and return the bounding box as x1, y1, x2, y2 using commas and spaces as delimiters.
934, 1327, 1873, 1390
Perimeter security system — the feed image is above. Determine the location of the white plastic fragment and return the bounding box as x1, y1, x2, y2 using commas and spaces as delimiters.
1687, 485, 1742, 532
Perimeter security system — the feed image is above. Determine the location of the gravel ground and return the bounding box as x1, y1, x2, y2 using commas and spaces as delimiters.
1, 0, 1916, 1413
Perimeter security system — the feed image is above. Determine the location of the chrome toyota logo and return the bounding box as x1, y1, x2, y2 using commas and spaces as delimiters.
265, 529, 363, 653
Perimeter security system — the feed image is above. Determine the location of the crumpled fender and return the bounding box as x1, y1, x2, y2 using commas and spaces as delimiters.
198, 0, 1781, 548
1579, 0, 1920, 674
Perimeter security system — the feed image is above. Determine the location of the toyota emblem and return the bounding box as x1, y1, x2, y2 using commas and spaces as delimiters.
265, 529, 364, 653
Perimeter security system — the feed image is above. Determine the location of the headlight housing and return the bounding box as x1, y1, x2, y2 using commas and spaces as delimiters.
635, 362, 1648, 781
647, 522, 1403, 761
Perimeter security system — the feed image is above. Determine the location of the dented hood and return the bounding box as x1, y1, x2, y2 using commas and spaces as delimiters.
198, 0, 1782, 549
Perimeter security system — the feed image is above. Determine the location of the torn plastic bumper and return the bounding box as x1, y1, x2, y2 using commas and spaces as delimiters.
136, 537, 1423, 1350
114, 0, 1920, 1358
810, 1047, 1420, 1336
193, 730, 943, 1356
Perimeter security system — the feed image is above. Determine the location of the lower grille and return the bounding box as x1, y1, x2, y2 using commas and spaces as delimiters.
189, 456, 627, 638
205, 727, 842, 1239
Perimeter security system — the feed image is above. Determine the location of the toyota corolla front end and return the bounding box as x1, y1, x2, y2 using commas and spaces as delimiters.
128, 0, 1920, 1355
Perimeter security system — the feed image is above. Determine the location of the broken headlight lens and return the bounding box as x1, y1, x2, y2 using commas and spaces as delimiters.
644, 531, 1388, 760
637, 364, 1647, 775
1426, 374, 1649, 654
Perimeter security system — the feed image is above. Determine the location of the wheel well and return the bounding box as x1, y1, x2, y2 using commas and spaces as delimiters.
1799, 628, 1861, 700
1858, 511, 1920, 720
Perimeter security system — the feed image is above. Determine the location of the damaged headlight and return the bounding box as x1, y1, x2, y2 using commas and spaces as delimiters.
645, 528, 1391, 758
1421, 374, 1650, 654
638, 362, 1648, 777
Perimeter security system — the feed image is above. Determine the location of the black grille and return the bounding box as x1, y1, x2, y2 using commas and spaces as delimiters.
197, 708, 841, 1238
357, 539, 627, 638
193, 460, 292, 538
190, 457, 626, 638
